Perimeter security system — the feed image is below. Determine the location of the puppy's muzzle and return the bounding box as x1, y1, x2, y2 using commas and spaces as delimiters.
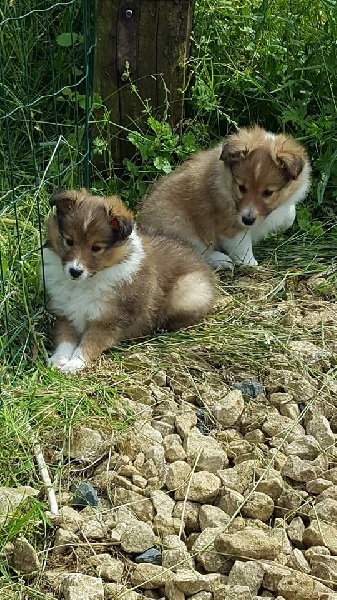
69, 267, 84, 279
241, 209, 256, 226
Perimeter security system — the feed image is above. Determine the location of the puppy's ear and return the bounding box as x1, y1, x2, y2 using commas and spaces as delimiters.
220, 135, 249, 165
109, 214, 134, 242
105, 195, 134, 242
273, 138, 306, 180
50, 188, 77, 213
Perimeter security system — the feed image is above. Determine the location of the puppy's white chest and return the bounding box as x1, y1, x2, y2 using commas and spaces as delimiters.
42, 249, 112, 334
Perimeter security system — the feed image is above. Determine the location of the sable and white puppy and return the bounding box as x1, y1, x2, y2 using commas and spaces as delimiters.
139, 126, 311, 269
42, 189, 215, 373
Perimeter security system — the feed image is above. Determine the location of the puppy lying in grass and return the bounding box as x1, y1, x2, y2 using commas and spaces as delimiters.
43, 189, 216, 373
139, 126, 311, 269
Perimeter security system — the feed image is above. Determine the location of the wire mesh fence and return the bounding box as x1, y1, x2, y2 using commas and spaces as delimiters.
0, 0, 96, 382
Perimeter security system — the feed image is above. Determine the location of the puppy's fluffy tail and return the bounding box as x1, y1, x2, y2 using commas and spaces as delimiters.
165, 270, 215, 330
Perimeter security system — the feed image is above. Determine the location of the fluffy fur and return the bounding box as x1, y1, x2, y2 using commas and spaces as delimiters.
139, 126, 311, 269
43, 189, 215, 373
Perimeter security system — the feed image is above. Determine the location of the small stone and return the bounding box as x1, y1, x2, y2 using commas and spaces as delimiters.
192, 527, 233, 574
72, 482, 98, 508
9, 536, 40, 574
304, 546, 331, 562
215, 527, 284, 560
190, 593, 212, 600
163, 434, 186, 463
134, 547, 162, 565
255, 468, 284, 500
173, 501, 200, 534
53, 528, 80, 555
303, 520, 337, 554
173, 569, 215, 595
199, 505, 230, 530
233, 380, 264, 399
227, 560, 265, 595
0, 486, 39, 523
114, 487, 154, 522
119, 422, 162, 461
132, 474, 147, 489
88, 554, 124, 582
81, 515, 107, 540
162, 534, 194, 571
165, 580, 186, 600
316, 485, 337, 502
241, 492, 274, 522
284, 436, 320, 460
211, 390, 245, 427
287, 549, 311, 574
66, 427, 106, 462
306, 415, 335, 451
175, 409, 198, 439
262, 413, 305, 442
214, 584, 252, 600
218, 460, 255, 493
310, 554, 337, 584
308, 498, 337, 525
131, 563, 172, 589
275, 486, 307, 519
282, 455, 325, 482
120, 522, 157, 553
184, 428, 228, 473
59, 506, 84, 532
61, 573, 104, 600
105, 583, 139, 600
287, 517, 305, 547
244, 429, 265, 443
166, 461, 191, 493
216, 488, 244, 516
306, 478, 333, 494
170, 468, 221, 503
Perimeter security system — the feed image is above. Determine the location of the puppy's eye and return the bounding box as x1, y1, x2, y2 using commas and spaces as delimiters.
262, 190, 273, 197
64, 237, 74, 247
238, 184, 247, 194
91, 244, 102, 253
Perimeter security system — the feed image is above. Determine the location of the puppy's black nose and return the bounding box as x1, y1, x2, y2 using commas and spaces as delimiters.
69, 267, 83, 279
242, 214, 256, 226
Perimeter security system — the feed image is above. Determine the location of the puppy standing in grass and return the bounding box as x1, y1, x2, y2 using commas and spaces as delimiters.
43, 189, 215, 373
139, 126, 311, 269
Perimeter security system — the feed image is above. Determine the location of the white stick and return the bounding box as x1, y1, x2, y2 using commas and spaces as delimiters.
29, 426, 59, 516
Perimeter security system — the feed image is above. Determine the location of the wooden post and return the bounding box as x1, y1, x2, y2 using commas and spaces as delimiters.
94, 0, 195, 166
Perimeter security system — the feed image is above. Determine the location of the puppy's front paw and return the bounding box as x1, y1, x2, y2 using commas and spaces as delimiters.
48, 342, 76, 369
242, 256, 258, 267
233, 254, 258, 267
48, 354, 71, 369
60, 356, 86, 374
206, 251, 234, 271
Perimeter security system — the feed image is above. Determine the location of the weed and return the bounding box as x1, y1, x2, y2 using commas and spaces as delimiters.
190, 0, 337, 219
